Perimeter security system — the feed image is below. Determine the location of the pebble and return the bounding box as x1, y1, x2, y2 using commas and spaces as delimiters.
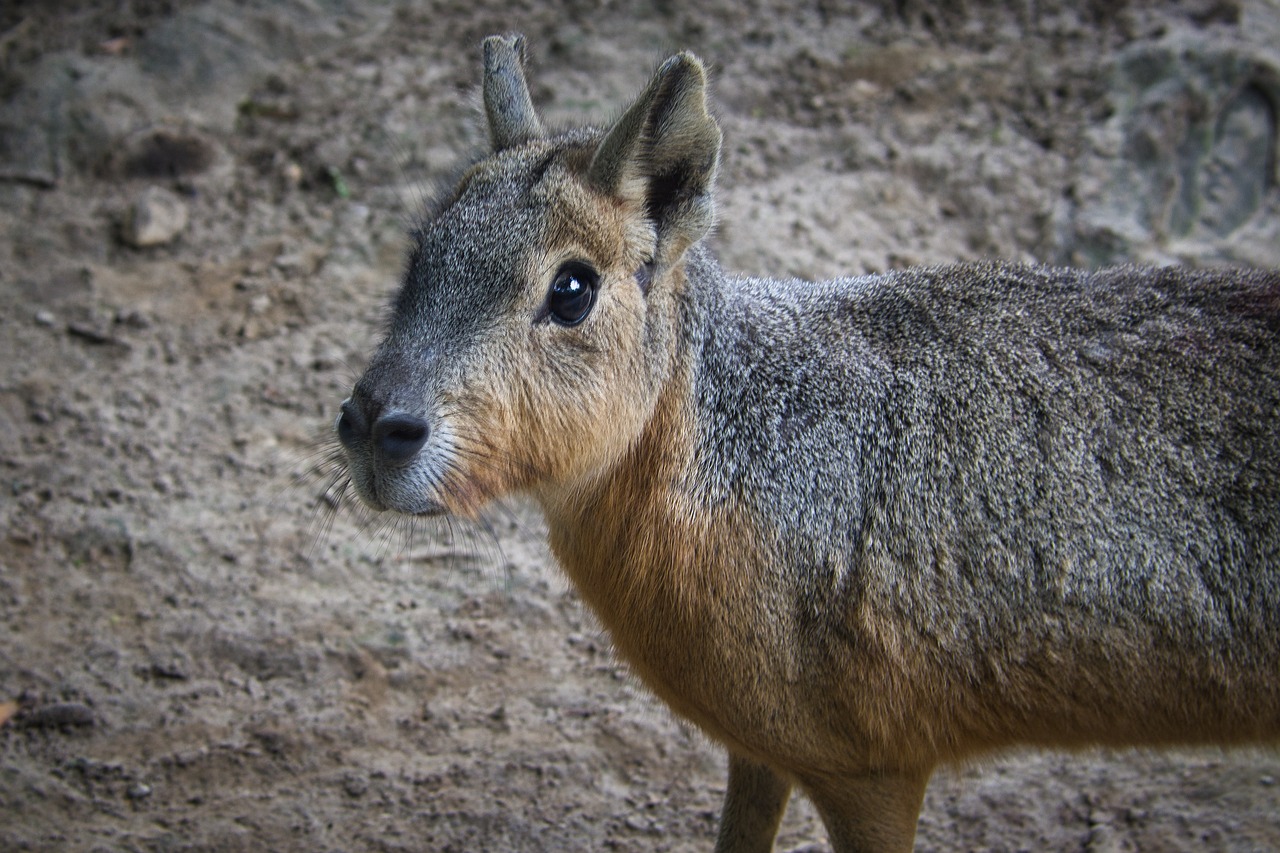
67, 321, 119, 346
148, 659, 189, 681
20, 702, 96, 729
342, 772, 369, 798
122, 186, 189, 248
116, 308, 151, 329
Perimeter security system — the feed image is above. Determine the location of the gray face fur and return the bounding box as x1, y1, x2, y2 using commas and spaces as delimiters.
336, 36, 720, 520
340, 145, 558, 515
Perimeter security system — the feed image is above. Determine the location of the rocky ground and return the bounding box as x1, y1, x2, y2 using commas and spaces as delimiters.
2, 1, 1279, 850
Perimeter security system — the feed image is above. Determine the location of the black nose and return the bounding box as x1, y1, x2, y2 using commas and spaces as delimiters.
371, 411, 430, 463
335, 400, 367, 450
336, 401, 430, 464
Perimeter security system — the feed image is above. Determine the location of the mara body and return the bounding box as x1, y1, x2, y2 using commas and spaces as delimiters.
332, 34, 1280, 851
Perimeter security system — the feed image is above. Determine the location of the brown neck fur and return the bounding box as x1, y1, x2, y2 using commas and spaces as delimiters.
541, 353, 725, 713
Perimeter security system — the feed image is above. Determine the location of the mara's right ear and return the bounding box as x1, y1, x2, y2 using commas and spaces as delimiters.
483, 34, 544, 151
588, 53, 722, 268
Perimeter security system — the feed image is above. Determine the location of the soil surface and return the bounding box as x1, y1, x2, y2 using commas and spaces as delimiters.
3, 2, 1280, 851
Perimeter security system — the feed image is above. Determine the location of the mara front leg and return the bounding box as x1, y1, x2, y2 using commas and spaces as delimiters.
715, 753, 793, 853
800, 768, 930, 853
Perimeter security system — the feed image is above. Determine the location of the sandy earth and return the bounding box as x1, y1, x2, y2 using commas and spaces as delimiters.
2, 1, 1280, 850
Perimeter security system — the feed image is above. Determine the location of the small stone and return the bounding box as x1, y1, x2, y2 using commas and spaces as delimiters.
126, 782, 153, 800
116, 308, 151, 329
34, 310, 56, 327
20, 701, 96, 729
342, 772, 368, 798
123, 186, 189, 248
148, 659, 189, 681
67, 321, 117, 345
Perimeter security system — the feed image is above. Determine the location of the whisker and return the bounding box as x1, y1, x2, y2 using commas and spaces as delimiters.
300, 389, 544, 599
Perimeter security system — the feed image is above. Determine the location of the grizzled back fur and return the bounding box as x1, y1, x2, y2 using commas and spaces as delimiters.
334, 34, 1280, 852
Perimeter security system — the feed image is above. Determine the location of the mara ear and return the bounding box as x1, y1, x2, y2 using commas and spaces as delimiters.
483, 33, 544, 151
587, 53, 722, 267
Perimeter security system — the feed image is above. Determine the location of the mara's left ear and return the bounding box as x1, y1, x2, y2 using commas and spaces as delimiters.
483, 34, 544, 151
588, 53, 722, 268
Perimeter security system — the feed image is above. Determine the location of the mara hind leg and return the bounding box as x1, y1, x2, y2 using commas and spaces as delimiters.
799, 768, 930, 853
714, 753, 793, 853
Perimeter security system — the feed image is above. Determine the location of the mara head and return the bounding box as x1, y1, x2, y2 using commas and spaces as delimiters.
334, 34, 722, 520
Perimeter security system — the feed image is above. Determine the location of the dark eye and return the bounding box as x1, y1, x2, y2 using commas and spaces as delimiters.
546, 262, 598, 326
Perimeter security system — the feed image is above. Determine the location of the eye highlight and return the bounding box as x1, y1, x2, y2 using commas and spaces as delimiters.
545, 261, 599, 326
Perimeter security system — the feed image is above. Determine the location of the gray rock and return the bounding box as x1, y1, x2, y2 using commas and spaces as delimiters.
122, 186, 189, 248
0, 1, 392, 182
1065, 36, 1280, 267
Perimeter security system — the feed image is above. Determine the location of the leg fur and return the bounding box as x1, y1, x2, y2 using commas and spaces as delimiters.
801, 770, 930, 853
714, 753, 793, 853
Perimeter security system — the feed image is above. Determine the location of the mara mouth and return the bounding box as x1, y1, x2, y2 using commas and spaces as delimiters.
410, 501, 450, 518
365, 487, 452, 519
340, 465, 454, 519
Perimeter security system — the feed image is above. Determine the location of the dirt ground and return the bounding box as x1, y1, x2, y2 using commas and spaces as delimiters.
3, 1, 1280, 850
